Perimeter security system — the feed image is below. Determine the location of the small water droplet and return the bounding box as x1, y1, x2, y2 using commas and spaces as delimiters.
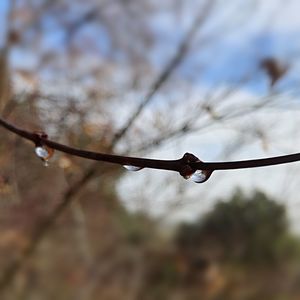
35, 146, 53, 167
35, 146, 49, 159
190, 170, 212, 183
123, 165, 143, 172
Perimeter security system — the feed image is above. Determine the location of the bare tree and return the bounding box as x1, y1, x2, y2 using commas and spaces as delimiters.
0, 1, 299, 299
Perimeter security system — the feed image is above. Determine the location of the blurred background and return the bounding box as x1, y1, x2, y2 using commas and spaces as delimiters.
1, 0, 300, 299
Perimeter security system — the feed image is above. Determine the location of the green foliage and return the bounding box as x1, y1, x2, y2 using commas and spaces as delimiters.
176, 189, 299, 265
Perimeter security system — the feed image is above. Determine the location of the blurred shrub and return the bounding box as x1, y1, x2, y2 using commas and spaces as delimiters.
175, 189, 300, 265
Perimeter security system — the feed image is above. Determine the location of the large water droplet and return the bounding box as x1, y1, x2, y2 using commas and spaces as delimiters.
190, 170, 212, 183
123, 165, 143, 172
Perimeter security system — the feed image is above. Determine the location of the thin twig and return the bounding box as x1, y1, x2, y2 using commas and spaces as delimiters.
1, 116, 300, 172
0, 164, 97, 290
0, 2, 229, 291
112, 0, 214, 144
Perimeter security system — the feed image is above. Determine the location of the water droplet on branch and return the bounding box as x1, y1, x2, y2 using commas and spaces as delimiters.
35, 146, 48, 159
179, 153, 212, 183
190, 170, 212, 183
35, 146, 54, 167
123, 165, 143, 172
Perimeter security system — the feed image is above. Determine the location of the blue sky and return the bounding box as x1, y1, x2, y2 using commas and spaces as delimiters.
3, 0, 300, 229
5, 0, 300, 95
0, 0, 9, 48
117, 1, 300, 228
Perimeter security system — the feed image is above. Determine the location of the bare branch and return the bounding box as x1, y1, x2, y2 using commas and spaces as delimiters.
1, 116, 300, 173
112, 1, 214, 144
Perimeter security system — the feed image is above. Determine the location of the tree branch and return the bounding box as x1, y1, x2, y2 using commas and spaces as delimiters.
111, 0, 214, 144
1, 116, 300, 174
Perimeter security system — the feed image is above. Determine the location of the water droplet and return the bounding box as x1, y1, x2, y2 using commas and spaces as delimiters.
123, 165, 143, 172
35, 146, 49, 159
190, 170, 212, 183
35, 146, 54, 167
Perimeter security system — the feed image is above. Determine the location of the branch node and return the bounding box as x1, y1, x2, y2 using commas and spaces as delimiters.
179, 153, 213, 183
179, 152, 201, 178
33, 131, 48, 147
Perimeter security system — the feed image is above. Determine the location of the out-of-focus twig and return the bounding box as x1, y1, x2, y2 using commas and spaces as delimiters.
0, 3, 214, 292
0, 164, 97, 290
112, 0, 214, 144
